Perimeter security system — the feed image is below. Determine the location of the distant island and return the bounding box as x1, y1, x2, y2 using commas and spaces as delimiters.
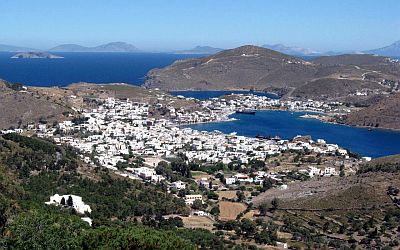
262, 43, 322, 57
1, 40, 400, 57
11, 52, 64, 59
173, 46, 224, 54
48, 42, 140, 53
0, 44, 38, 52
364, 40, 400, 57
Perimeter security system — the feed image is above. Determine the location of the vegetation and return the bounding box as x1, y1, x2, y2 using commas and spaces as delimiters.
358, 162, 400, 174
0, 134, 227, 249
1, 211, 194, 249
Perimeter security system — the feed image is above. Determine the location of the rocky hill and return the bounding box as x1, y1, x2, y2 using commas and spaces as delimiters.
144, 45, 400, 100
146, 45, 316, 91
344, 92, 400, 129
0, 80, 72, 129
311, 54, 392, 66
251, 169, 400, 248
0, 80, 201, 129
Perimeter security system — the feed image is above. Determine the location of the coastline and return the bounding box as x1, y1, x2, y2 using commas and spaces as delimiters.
299, 113, 400, 133
184, 108, 400, 136
169, 89, 280, 97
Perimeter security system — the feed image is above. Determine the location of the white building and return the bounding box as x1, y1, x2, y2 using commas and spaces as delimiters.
225, 177, 236, 185
308, 166, 321, 177
324, 167, 336, 176
185, 194, 203, 205
276, 241, 288, 249
46, 194, 92, 214
170, 181, 186, 190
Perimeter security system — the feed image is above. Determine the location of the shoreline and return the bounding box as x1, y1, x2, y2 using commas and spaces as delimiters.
183, 108, 400, 134
299, 113, 400, 133
169, 89, 280, 97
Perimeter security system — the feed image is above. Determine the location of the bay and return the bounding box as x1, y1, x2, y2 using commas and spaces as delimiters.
1, 51, 399, 158
187, 110, 400, 158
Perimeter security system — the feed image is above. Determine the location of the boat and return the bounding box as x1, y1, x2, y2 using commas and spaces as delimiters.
236, 109, 256, 115
256, 134, 270, 140
271, 136, 281, 141
255, 135, 281, 141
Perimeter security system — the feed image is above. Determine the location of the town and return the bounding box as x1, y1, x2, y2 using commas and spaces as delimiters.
1, 93, 374, 248
1, 94, 369, 202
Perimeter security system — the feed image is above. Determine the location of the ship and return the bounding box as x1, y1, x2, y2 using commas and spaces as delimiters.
255, 135, 281, 141
236, 109, 256, 115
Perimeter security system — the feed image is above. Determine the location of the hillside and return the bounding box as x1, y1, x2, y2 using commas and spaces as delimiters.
311, 54, 391, 66
0, 134, 213, 249
145, 45, 317, 91
0, 80, 73, 130
252, 171, 400, 248
0, 81, 202, 129
344, 92, 400, 129
144, 45, 400, 100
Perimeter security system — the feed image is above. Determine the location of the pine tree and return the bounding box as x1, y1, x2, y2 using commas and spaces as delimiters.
67, 196, 73, 207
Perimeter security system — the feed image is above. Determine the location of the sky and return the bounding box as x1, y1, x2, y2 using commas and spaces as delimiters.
1, 0, 399, 52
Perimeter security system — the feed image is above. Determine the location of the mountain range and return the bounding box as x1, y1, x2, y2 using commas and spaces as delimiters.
0, 44, 38, 52
173, 46, 224, 54
48, 42, 140, 52
1, 41, 400, 57
364, 40, 400, 57
262, 44, 323, 57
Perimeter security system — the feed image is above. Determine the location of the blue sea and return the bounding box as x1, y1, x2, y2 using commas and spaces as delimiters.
187, 111, 400, 158
0, 52, 203, 86
1, 52, 399, 158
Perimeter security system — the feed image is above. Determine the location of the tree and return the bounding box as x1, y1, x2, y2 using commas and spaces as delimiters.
323, 222, 330, 232
237, 218, 256, 237
259, 203, 269, 216
271, 198, 279, 211
236, 191, 245, 202
191, 200, 203, 210
207, 192, 219, 200
67, 196, 73, 207
210, 207, 220, 216
255, 228, 277, 245
262, 178, 273, 191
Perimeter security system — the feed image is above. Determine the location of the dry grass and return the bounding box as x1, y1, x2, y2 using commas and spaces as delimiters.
217, 190, 238, 200
219, 201, 247, 221
192, 172, 213, 181
242, 210, 255, 219
181, 216, 214, 230
217, 190, 251, 200
253, 173, 400, 210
